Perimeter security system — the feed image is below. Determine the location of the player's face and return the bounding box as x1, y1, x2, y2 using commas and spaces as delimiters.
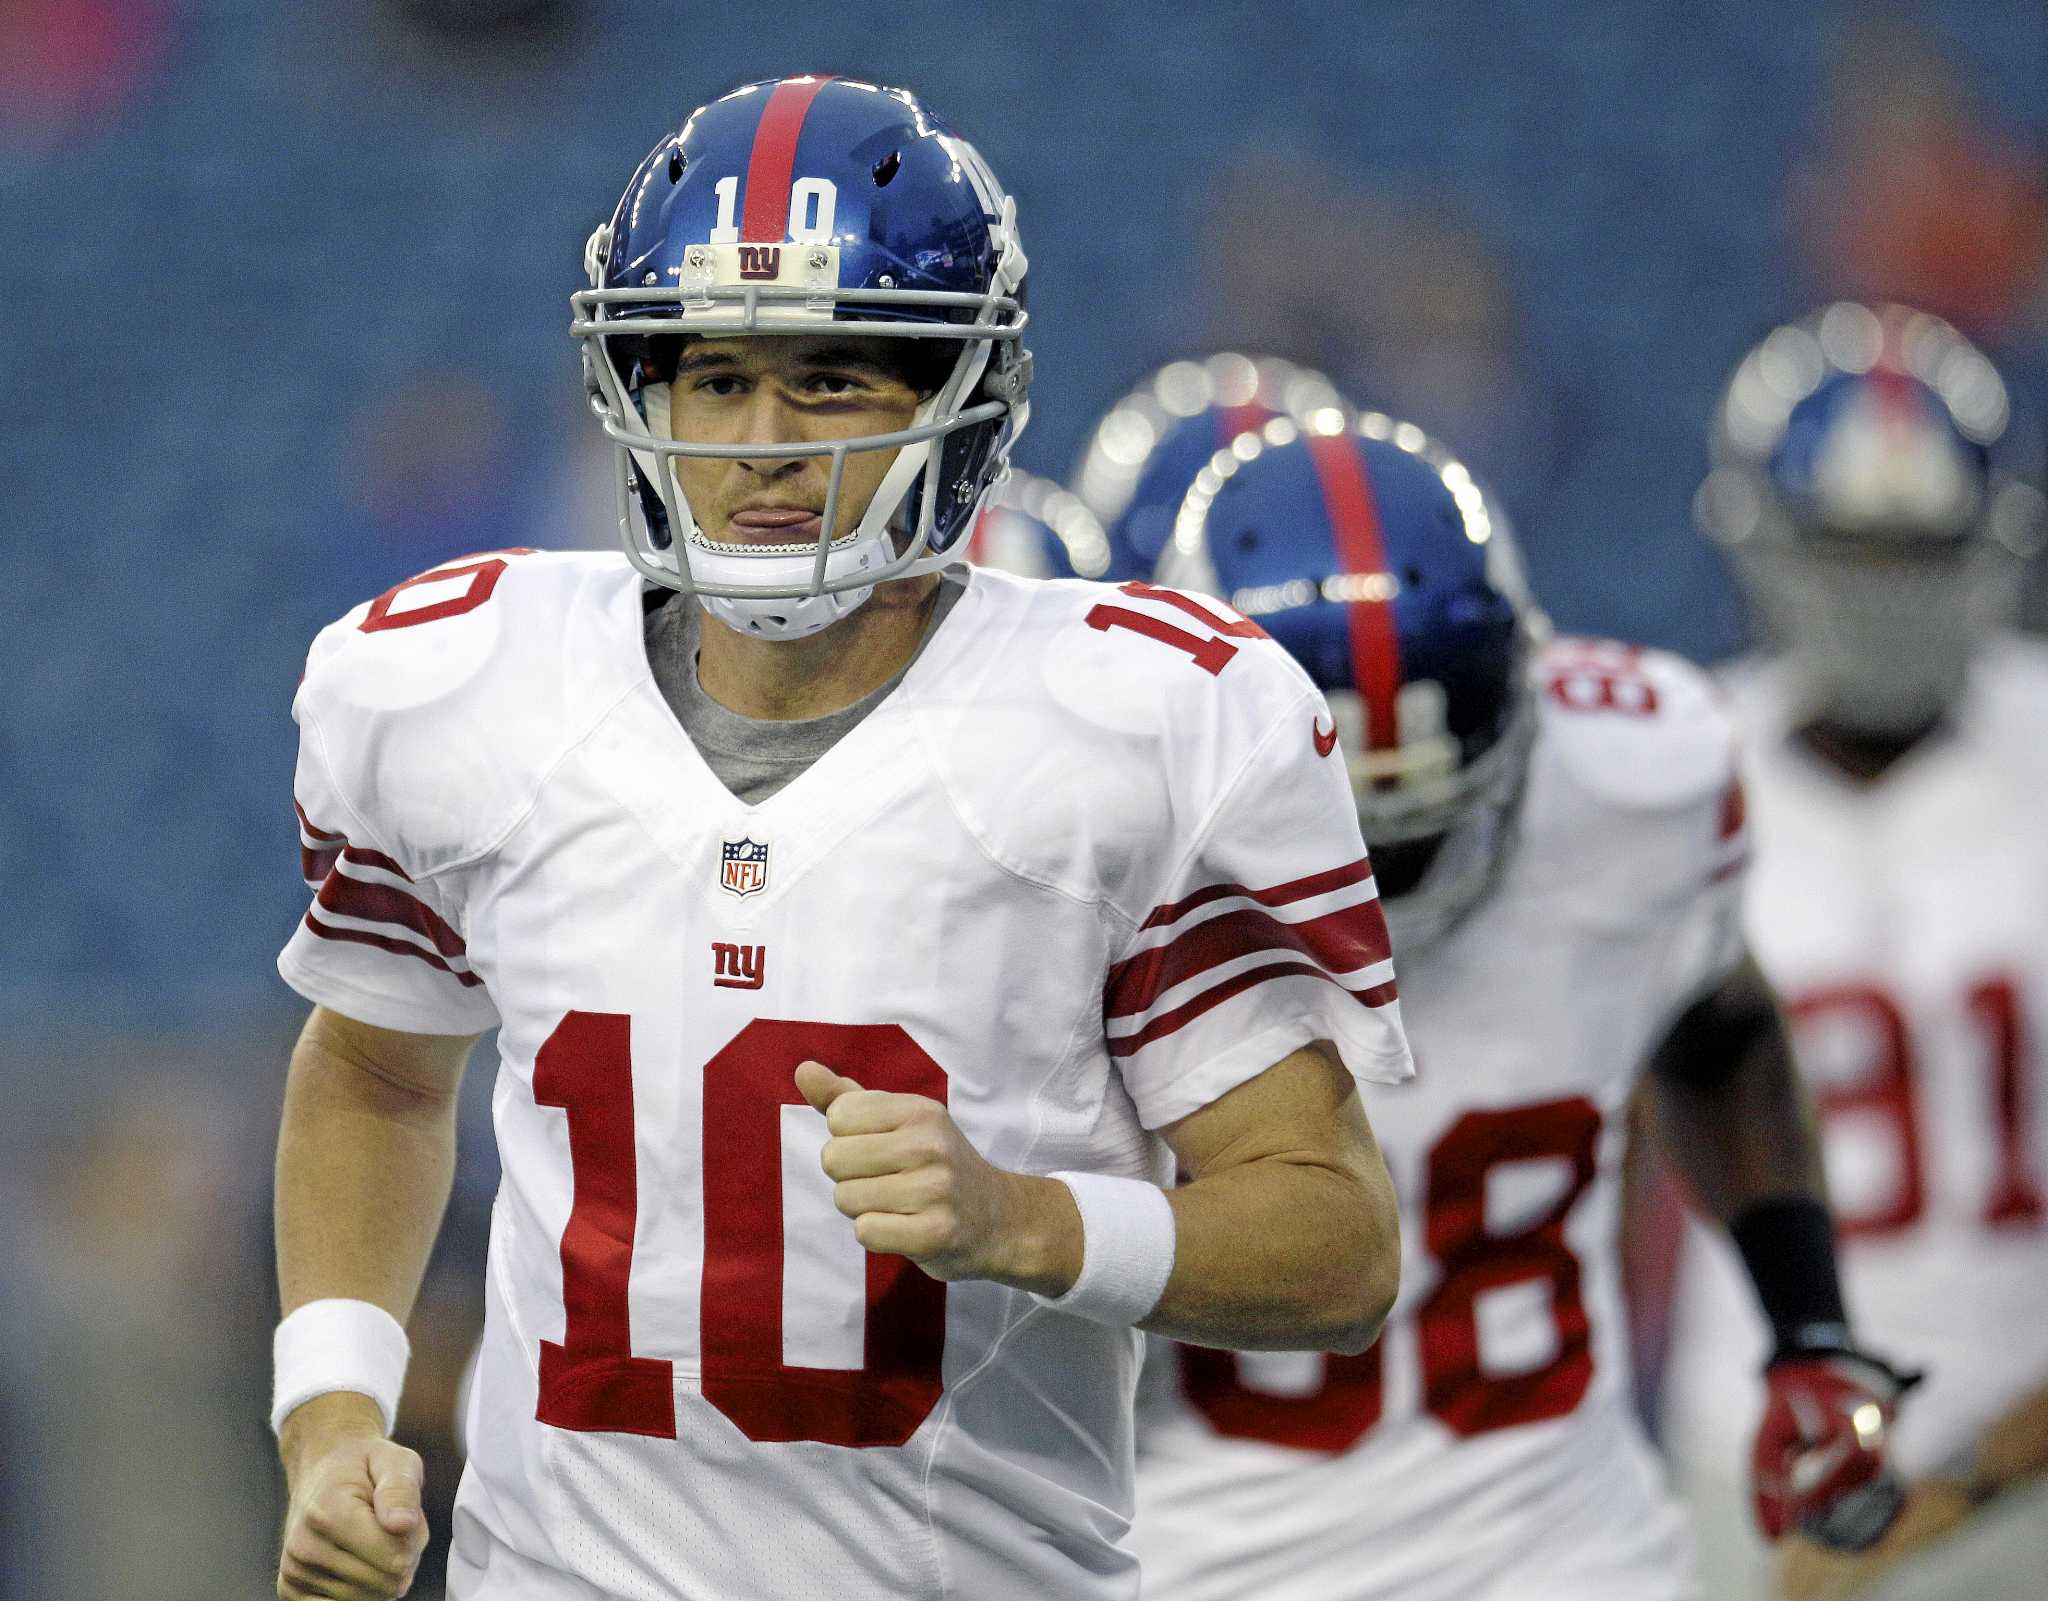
667, 335, 925, 547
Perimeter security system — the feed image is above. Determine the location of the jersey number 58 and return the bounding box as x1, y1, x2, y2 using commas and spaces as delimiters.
1181, 1097, 1603, 1450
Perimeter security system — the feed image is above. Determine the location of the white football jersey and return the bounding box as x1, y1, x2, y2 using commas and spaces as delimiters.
1661, 638, 2048, 1593
1130, 640, 1746, 1601
275, 550, 1412, 1601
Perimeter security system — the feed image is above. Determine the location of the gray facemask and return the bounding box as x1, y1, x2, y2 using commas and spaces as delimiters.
1736, 535, 2026, 736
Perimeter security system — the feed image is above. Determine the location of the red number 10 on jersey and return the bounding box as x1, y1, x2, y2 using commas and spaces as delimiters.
532, 1011, 950, 1449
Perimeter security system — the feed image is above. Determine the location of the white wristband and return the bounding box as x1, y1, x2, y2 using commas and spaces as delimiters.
271, 1298, 410, 1438
1034, 1171, 1177, 1327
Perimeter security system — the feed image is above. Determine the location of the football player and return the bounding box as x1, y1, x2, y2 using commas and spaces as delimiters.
1664, 303, 2048, 1601
1071, 352, 1344, 580
267, 77, 1412, 1601
1121, 407, 1909, 1600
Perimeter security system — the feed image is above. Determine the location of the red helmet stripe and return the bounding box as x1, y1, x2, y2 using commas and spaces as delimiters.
1868, 362, 1917, 437
1307, 434, 1402, 752
741, 75, 834, 241
1216, 402, 1274, 447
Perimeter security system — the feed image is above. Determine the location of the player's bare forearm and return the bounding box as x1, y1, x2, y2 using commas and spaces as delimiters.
804, 1043, 1395, 1352
1931, 1372, 2048, 1501
273, 1007, 471, 1600
1644, 953, 1823, 1222
274, 1006, 478, 1413
1146, 1044, 1400, 1354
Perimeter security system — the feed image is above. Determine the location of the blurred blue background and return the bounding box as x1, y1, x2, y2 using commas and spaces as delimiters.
2, 2, 2043, 1595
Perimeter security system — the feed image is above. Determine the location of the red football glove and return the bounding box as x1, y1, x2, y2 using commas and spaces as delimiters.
1752, 1348, 1920, 1550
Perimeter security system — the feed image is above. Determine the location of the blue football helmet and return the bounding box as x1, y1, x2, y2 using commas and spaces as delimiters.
1160, 412, 1546, 947
1698, 303, 2045, 734
962, 468, 1111, 579
572, 75, 1032, 640
1071, 354, 1343, 581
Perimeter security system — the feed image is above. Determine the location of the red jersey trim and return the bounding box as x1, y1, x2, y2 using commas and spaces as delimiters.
1138, 855, 1374, 933
303, 912, 486, 988
1107, 899, 1392, 1022
296, 804, 478, 986
1106, 960, 1397, 1060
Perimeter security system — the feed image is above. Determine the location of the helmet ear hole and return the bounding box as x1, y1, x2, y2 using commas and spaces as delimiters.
872, 150, 901, 187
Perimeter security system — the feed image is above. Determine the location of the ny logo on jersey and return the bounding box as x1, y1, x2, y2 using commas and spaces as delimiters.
720, 838, 770, 898
736, 245, 782, 280
710, 942, 766, 990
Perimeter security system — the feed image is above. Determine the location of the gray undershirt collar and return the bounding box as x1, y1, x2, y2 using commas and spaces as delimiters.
643, 570, 968, 805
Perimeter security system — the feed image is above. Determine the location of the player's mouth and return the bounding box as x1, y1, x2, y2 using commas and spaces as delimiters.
724, 505, 824, 546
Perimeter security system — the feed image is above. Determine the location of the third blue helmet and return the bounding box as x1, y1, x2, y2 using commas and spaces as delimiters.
1161, 412, 1545, 945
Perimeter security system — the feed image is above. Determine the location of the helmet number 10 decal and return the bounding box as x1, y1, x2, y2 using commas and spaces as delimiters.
710, 174, 840, 246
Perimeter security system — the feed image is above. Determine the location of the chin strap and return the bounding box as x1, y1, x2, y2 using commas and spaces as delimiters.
695, 583, 871, 643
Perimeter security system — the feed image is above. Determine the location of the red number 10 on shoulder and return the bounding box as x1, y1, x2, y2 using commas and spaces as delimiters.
1085, 582, 1269, 676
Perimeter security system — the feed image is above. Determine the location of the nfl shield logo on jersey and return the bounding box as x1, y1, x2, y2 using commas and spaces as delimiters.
719, 838, 770, 899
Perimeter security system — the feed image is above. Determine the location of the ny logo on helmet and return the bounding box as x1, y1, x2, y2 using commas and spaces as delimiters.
736, 245, 782, 280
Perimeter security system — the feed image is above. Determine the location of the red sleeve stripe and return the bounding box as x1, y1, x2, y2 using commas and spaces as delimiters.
295, 805, 476, 980
298, 801, 410, 883
1138, 855, 1375, 933
1107, 898, 1392, 1022
1716, 775, 1747, 842
1109, 946, 1396, 1043
1107, 960, 1397, 1059
294, 799, 345, 843
300, 839, 415, 887
303, 912, 485, 987
315, 870, 470, 964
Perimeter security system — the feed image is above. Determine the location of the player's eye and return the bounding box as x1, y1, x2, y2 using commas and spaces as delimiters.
802, 371, 869, 397
693, 374, 747, 397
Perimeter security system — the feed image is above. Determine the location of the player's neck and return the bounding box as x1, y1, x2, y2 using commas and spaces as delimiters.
1792, 717, 1943, 783
695, 573, 944, 721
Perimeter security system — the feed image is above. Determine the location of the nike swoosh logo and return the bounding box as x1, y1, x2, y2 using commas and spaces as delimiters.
1313, 718, 1338, 758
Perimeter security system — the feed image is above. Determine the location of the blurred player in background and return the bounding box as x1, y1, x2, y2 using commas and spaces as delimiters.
1099, 407, 1908, 1601
267, 76, 1412, 1601
1071, 352, 1343, 581
1666, 303, 2048, 1601
960, 465, 1111, 578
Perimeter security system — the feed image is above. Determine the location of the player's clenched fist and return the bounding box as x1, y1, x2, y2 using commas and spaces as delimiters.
277, 1395, 428, 1600
796, 1060, 1077, 1291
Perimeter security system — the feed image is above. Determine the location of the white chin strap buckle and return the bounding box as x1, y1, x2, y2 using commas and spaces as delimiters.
699, 584, 875, 642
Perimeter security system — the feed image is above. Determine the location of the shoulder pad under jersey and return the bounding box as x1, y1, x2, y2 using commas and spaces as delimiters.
919, 571, 1328, 919
295, 549, 644, 875
1534, 638, 1738, 814
1516, 638, 1746, 917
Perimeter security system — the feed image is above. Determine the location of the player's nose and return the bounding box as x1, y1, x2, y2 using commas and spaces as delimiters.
732, 388, 809, 476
